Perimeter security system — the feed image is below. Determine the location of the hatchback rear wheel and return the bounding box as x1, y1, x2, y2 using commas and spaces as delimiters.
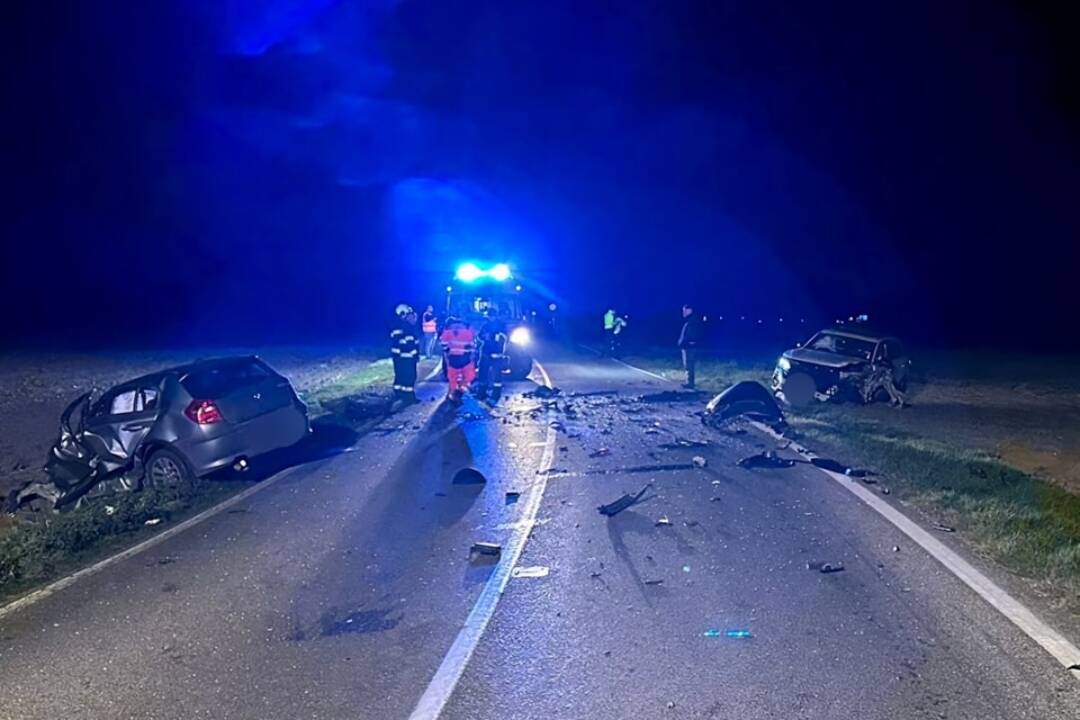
145, 448, 194, 495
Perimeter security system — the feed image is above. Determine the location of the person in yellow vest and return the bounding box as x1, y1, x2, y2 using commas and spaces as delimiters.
421, 305, 438, 358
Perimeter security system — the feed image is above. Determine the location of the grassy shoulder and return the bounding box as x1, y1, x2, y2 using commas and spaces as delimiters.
631, 352, 1080, 613
0, 354, 395, 604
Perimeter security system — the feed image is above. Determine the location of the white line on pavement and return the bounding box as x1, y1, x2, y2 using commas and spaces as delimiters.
0, 463, 306, 621
752, 421, 1080, 674
407, 360, 559, 720
604, 355, 1079, 676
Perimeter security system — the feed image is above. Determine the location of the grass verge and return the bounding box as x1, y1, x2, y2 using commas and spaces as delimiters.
631, 353, 1080, 613
0, 357, 396, 604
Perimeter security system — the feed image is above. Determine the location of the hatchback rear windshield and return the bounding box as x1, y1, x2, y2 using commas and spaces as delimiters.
181, 359, 271, 398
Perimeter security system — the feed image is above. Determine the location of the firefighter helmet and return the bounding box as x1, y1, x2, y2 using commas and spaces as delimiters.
395, 304, 414, 318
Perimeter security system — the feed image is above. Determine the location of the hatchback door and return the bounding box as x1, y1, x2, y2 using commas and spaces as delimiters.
181, 358, 293, 424
83, 385, 161, 461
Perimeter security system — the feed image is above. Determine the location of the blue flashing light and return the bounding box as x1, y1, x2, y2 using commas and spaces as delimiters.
490, 263, 512, 281
456, 262, 484, 283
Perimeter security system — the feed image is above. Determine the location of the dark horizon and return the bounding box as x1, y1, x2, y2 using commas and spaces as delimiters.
3, 1, 1079, 351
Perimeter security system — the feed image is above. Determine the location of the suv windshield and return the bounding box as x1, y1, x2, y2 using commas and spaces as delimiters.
806, 332, 876, 361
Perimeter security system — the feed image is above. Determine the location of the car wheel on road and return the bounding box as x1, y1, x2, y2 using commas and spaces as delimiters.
145, 448, 194, 495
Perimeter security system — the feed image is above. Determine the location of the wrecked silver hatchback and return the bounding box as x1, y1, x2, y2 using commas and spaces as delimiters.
5, 357, 310, 513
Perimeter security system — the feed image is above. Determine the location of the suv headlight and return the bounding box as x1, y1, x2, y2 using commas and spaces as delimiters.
777, 357, 791, 372
509, 327, 531, 346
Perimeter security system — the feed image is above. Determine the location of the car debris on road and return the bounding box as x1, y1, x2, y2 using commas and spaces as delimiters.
736, 451, 796, 469
702, 381, 785, 430
597, 483, 655, 516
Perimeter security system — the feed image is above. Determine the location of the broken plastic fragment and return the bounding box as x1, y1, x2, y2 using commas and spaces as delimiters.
737, 451, 795, 469
655, 515, 672, 526
932, 522, 956, 533
505, 492, 521, 505
589, 448, 611, 458
724, 629, 753, 638
511, 566, 550, 578
692, 456, 707, 468
597, 483, 655, 516
144, 518, 162, 526
470, 542, 502, 557
805, 561, 845, 574
644, 579, 664, 586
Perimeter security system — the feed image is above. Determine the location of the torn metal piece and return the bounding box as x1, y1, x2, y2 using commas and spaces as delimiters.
737, 451, 795, 469
597, 483, 655, 516
655, 515, 672, 527
808, 561, 845, 574
469, 542, 502, 557
589, 448, 612, 458
511, 566, 550, 578
932, 522, 956, 533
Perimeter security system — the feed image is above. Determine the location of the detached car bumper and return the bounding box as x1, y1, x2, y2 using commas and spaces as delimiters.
177, 404, 310, 476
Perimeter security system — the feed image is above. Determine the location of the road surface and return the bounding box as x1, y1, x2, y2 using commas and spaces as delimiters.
0, 348, 1077, 719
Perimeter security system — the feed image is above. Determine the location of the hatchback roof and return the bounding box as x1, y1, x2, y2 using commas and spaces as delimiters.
109, 355, 263, 392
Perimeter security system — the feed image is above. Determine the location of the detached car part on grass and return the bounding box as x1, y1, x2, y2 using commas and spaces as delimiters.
702, 380, 785, 430
772, 328, 910, 405
5, 356, 310, 513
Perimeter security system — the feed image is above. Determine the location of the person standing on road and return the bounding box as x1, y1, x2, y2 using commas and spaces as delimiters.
475, 310, 508, 402
390, 304, 420, 403
604, 308, 627, 356
603, 308, 616, 355
421, 305, 438, 359
440, 317, 477, 402
677, 304, 701, 389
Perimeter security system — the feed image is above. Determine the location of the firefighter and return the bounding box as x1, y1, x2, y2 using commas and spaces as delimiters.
421, 305, 438, 359
390, 304, 420, 403
475, 310, 508, 402
440, 317, 476, 402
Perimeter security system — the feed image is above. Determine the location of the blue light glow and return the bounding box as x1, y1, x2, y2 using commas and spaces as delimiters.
456, 263, 484, 283
490, 263, 512, 281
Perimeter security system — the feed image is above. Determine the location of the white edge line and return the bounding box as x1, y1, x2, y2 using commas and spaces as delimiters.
0, 464, 304, 621
407, 360, 558, 720
750, 421, 1080, 674
606, 355, 1080, 676
576, 343, 672, 382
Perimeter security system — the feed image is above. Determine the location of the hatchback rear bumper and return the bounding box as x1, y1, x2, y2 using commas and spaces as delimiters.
177, 405, 310, 476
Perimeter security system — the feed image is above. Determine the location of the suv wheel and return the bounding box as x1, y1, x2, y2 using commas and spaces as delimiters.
145, 448, 194, 495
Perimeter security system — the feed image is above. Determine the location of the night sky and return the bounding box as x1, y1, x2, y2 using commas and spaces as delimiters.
3, 1, 1078, 349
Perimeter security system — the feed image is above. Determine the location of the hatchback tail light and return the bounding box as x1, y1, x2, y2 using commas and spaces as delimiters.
185, 400, 224, 424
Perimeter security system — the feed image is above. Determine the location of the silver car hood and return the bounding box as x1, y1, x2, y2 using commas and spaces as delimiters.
783, 348, 866, 369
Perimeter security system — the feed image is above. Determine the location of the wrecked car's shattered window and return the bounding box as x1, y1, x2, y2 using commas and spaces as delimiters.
807, 332, 875, 360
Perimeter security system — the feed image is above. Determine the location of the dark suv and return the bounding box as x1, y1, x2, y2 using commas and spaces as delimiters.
772, 328, 911, 402
10, 356, 309, 511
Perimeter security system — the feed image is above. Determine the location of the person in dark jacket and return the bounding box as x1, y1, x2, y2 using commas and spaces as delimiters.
390, 304, 420, 403
677, 304, 701, 389
475, 310, 508, 402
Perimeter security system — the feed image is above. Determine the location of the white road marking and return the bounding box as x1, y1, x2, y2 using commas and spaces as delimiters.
753, 422, 1080, 674
0, 372, 445, 622
0, 463, 305, 621
576, 342, 672, 382
607, 355, 1080, 676
408, 360, 559, 720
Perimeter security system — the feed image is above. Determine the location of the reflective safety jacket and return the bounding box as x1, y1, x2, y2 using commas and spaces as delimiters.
422, 311, 437, 334
604, 310, 616, 331
390, 319, 420, 361
440, 323, 476, 367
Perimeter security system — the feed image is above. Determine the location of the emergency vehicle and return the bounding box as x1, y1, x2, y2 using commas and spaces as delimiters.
443, 262, 539, 381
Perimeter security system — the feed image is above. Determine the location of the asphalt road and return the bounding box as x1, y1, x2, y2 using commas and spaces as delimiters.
0, 348, 1077, 719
